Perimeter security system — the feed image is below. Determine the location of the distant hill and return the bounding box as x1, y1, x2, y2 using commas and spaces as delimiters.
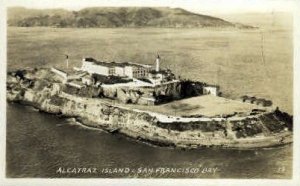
7, 7, 254, 28
215, 12, 292, 30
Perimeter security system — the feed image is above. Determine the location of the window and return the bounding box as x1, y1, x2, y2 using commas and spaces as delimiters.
109, 68, 115, 75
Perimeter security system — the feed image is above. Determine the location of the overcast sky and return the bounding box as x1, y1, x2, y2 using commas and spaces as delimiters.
4, 0, 297, 14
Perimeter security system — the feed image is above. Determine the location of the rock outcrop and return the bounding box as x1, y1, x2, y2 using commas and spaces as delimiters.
6, 68, 293, 149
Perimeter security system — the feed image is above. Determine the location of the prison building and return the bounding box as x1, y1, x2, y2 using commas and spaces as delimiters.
81, 58, 152, 79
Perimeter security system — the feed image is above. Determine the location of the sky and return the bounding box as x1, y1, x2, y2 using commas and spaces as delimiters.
4, 0, 297, 14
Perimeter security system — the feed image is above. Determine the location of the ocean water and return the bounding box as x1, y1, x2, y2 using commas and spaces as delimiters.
6, 103, 292, 178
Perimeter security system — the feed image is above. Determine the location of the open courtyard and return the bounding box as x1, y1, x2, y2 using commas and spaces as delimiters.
127, 95, 263, 117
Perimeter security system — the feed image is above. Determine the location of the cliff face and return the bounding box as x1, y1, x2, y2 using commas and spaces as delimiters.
7, 69, 293, 149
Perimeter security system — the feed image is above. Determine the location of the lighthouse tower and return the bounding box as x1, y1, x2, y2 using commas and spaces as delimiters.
65, 54, 69, 69
155, 54, 160, 72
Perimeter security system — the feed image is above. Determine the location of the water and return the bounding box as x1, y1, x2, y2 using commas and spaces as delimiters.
6, 103, 292, 178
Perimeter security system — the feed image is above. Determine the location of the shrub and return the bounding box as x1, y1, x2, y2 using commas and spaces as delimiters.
155, 120, 225, 132
231, 118, 262, 138
49, 95, 65, 106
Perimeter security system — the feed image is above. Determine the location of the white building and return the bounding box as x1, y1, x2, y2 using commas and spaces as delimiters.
81, 58, 152, 79
81, 58, 111, 76
51, 67, 68, 82
79, 55, 176, 86
148, 72, 164, 85
203, 85, 219, 96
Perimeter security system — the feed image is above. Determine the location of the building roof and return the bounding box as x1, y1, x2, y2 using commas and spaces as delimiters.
91, 73, 133, 84
204, 84, 220, 89
84, 58, 151, 68
149, 69, 174, 76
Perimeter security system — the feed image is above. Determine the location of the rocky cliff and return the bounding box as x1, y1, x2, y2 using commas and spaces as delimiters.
7, 68, 293, 149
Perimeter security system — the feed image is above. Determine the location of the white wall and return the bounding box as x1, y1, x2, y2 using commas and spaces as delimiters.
115, 66, 125, 76
124, 66, 133, 78
203, 86, 219, 96
51, 67, 67, 79
82, 77, 92, 85
81, 61, 109, 76
148, 73, 163, 85
82, 61, 150, 79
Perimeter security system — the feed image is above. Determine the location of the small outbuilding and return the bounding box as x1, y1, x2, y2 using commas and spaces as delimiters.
203, 85, 219, 96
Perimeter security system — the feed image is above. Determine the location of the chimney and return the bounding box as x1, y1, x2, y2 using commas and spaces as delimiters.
156, 54, 160, 72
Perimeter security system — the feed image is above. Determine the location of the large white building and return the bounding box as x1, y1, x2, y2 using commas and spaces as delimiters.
81, 58, 152, 79
79, 55, 177, 86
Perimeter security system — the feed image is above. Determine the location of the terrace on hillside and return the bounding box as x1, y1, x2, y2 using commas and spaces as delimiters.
126, 95, 267, 117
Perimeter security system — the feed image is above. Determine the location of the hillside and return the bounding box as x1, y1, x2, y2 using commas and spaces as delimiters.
215, 12, 293, 30
7, 7, 252, 28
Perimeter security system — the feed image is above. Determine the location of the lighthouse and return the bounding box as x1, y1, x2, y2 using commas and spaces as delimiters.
155, 54, 160, 72
65, 54, 69, 69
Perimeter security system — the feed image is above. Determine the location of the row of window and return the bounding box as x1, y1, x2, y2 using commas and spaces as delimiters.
133, 71, 148, 77
109, 68, 115, 75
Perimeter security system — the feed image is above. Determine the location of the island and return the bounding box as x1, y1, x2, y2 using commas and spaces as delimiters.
6, 55, 293, 149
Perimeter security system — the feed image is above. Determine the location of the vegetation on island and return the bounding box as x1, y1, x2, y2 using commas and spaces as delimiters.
7, 7, 254, 28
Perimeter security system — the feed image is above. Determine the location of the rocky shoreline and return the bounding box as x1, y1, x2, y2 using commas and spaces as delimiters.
7, 68, 293, 149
